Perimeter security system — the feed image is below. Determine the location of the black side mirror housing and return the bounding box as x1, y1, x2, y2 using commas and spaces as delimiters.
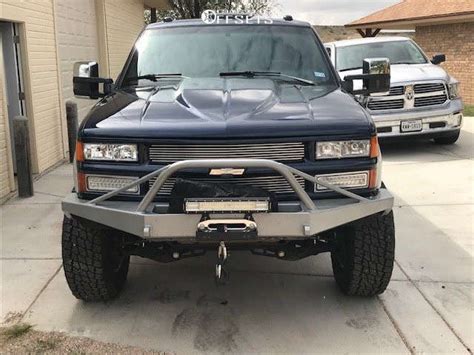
73, 62, 113, 99
343, 58, 391, 96
431, 54, 446, 65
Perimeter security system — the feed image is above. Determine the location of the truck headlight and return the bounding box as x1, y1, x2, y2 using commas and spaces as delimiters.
448, 82, 460, 100
83, 143, 138, 162
315, 171, 369, 191
316, 140, 370, 160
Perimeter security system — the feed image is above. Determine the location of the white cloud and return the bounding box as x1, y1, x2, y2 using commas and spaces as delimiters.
273, 0, 402, 25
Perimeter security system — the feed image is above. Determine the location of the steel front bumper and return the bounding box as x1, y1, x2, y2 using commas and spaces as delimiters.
62, 159, 394, 240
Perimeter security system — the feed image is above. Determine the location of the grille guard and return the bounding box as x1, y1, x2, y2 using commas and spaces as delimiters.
63, 159, 394, 239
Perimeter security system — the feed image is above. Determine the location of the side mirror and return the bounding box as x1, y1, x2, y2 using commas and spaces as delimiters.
343, 58, 391, 96
431, 54, 446, 65
73, 61, 113, 99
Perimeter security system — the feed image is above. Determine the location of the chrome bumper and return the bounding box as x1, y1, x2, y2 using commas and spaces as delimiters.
62, 159, 394, 240
370, 99, 463, 138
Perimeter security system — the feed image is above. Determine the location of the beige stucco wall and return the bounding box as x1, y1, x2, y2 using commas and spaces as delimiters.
0, 0, 65, 200
0, 56, 12, 199
99, 0, 145, 79
55, 0, 100, 120
0, 0, 146, 201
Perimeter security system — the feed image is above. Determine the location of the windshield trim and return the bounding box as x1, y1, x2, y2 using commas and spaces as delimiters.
116, 25, 340, 90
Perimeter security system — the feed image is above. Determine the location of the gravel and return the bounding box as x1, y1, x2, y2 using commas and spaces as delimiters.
0, 324, 172, 354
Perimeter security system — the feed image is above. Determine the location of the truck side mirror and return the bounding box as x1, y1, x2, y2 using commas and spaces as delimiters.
431, 54, 446, 65
343, 58, 391, 96
73, 61, 113, 99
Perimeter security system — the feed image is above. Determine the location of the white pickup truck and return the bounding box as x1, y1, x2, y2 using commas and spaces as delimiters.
325, 37, 463, 144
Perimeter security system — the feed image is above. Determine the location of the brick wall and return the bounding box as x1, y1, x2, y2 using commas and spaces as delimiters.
415, 22, 474, 105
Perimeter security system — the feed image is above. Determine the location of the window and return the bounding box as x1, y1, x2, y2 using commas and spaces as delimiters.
122, 25, 336, 86
337, 40, 428, 71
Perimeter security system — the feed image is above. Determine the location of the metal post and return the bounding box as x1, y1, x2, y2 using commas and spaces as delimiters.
150, 8, 157, 23
13, 116, 33, 197
66, 101, 78, 163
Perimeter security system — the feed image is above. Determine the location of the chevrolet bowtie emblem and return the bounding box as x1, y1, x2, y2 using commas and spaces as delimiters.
209, 168, 246, 176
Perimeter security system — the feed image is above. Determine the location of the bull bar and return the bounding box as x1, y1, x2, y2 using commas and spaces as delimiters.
62, 159, 394, 239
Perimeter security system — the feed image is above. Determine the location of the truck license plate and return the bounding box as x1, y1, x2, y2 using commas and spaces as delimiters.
401, 120, 422, 132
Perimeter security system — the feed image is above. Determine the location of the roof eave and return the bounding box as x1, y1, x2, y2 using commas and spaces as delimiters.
346, 13, 474, 29
144, 0, 171, 9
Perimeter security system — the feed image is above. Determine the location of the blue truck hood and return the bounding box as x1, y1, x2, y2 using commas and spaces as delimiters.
79, 78, 374, 140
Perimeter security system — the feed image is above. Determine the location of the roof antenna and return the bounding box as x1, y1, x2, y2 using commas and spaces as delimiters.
283, 15, 293, 21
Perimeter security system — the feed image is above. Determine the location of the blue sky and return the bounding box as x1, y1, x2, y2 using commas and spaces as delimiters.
274, 0, 401, 25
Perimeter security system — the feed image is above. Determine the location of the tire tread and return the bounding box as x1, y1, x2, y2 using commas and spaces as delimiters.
62, 216, 128, 302
332, 212, 395, 296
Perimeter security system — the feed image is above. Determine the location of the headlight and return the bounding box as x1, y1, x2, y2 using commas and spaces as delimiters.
86, 175, 139, 194
316, 140, 370, 160
83, 143, 138, 162
315, 171, 369, 191
448, 82, 460, 100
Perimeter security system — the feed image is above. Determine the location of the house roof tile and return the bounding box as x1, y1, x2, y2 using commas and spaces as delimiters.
347, 0, 474, 27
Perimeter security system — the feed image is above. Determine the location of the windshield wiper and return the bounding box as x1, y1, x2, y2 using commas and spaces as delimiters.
391, 61, 418, 65
219, 71, 316, 86
339, 67, 362, 72
125, 73, 188, 83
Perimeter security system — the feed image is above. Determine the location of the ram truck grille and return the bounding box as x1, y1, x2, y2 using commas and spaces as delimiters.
367, 82, 448, 111
149, 175, 306, 195
149, 143, 305, 163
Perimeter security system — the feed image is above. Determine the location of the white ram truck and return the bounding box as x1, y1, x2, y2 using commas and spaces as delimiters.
325, 37, 463, 144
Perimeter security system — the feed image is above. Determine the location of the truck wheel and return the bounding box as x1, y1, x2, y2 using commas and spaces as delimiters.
433, 130, 460, 145
331, 211, 395, 296
62, 216, 130, 302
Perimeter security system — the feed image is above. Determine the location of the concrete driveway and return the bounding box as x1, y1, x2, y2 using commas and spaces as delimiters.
1, 120, 473, 353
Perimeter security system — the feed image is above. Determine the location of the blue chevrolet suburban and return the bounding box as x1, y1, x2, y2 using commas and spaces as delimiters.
62, 16, 396, 301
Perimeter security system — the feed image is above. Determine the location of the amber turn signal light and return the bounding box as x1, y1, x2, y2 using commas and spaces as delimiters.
369, 136, 379, 158
76, 172, 87, 193
75, 141, 84, 162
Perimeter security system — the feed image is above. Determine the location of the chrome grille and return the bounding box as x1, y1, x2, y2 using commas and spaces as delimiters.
414, 83, 445, 94
415, 95, 448, 107
367, 82, 448, 111
388, 86, 404, 96
149, 175, 305, 195
368, 99, 404, 110
149, 143, 305, 163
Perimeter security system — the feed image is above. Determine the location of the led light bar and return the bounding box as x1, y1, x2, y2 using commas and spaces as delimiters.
315, 171, 369, 191
185, 198, 270, 213
86, 175, 139, 194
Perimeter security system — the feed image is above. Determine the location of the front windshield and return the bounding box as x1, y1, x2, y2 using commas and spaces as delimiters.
337, 40, 428, 71
121, 25, 336, 86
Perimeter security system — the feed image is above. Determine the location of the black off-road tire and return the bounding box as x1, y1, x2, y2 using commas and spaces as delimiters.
433, 130, 460, 145
62, 216, 130, 302
331, 211, 395, 297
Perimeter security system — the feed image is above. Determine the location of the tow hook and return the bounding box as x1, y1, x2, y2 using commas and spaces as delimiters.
215, 241, 229, 285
